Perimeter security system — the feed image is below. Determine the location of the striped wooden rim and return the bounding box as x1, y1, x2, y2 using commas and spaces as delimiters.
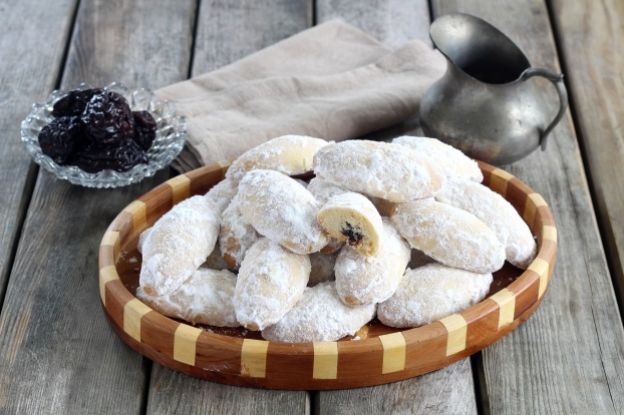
99, 162, 557, 390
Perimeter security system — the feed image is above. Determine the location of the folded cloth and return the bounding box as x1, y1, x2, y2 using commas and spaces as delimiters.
156, 19, 446, 172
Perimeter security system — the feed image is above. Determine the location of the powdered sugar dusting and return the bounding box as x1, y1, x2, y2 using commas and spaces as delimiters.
234, 238, 310, 330
392, 136, 483, 182
313, 140, 442, 202
378, 263, 492, 328
334, 219, 410, 305
137, 268, 238, 327
140, 195, 220, 296
436, 178, 536, 268
205, 178, 237, 215
261, 282, 376, 342
238, 169, 328, 254
391, 198, 505, 273
219, 192, 259, 269
226, 135, 329, 182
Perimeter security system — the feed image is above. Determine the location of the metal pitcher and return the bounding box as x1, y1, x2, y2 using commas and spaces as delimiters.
419, 13, 568, 165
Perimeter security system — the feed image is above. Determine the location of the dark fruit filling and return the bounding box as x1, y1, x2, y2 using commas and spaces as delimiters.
38, 116, 83, 164
81, 91, 135, 145
132, 111, 157, 150
38, 88, 157, 173
73, 140, 148, 173
52, 88, 103, 117
341, 222, 364, 246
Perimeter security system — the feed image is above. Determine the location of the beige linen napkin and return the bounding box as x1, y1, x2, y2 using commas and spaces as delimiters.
156, 20, 446, 172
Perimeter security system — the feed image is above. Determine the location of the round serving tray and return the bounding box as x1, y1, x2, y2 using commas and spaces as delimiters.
99, 161, 557, 390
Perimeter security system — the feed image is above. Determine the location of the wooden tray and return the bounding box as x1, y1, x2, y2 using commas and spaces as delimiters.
98, 162, 557, 390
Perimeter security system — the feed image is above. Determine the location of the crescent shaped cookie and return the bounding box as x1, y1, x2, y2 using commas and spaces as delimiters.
436, 179, 536, 269
317, 192, 383, 256
392, 135, 483, 182
226, 135, 329, 183
137, 268, 238, 327
238, 169, 328, 254
205, 177, 238, 215
313, 140, 443, 202
261, 282, 376, 342
308, 252, 338, 286
391, 198, 505, 273
378, 264, 493, 328
140, 195, 220, 296
219, 193, 259, 270
234, 238, 311, 330
335, 219, 411, 305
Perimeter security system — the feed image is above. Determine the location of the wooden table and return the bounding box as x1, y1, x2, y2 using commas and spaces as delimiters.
1, 0, 623, 413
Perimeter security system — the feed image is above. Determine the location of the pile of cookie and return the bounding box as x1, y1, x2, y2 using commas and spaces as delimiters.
137, 135, 536, 343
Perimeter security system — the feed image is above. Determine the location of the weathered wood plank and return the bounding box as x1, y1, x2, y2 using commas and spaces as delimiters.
145, 1, 312, 413
147, 365, 310, 415
316, 359, 476, 415
0, 0, 77, 312
315, 2, 477, 414
0, 0, 196, 413
549, 0, 624, 320
316, 0, 431, 47
191, 0, 313, 73
431, 1, 624, 413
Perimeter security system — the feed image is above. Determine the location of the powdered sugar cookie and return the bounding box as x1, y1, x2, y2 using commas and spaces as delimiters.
219, 193, 259, 270
378, 264, 492, 327
205, 177, 237, 214
313, 140, 443, 202
234, 238, 311, 331
318, 192, 383, 256
137, 268, 238, 327
436, 178, 536, 269
226, 135, 329, 183
335, 219, 411, 305
308, 252, 338, 286
238, 169, 328, 254
262, 282, 376, 342
140, 195, 220, 296
393, 135, 483, 182
391, 198, 505, 273
307, 177, 346, 204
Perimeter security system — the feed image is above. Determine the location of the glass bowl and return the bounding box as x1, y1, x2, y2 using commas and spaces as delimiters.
20, 82, 186, 188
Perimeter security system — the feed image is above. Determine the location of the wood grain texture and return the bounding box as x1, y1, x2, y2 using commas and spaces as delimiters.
147, 364, 310, 415
432, 1, 624, 413
316, 0, 431, 47
0, 0, 196, 413
315, 1, 475, 413
316, 359, 476, 415
549, 0, 624, 317
0, 0, 77, 313
145, 0, 312, 412
191, 0, 312, 73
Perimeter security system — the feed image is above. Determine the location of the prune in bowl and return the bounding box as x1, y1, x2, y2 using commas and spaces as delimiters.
21, 82, 186, 188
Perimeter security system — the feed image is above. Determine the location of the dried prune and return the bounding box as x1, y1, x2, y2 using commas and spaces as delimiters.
38, 116, 83, 164
81, 91, 134, 145
52, 88, 103, 117
132, 111, 156, 150
71, 139, 147, 173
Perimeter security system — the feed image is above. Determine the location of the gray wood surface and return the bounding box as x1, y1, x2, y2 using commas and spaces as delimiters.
316, 0, 431, 48
315, 1, 477, 414
191, 0, 312, 73
145, 1, 312, 413
432, 1, 624, 413
0, 0, 196, 413
549, 0, 624, 312
0, 0, 77, 312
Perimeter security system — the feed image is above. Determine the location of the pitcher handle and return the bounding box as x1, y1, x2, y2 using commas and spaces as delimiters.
519, 68, 568, 150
